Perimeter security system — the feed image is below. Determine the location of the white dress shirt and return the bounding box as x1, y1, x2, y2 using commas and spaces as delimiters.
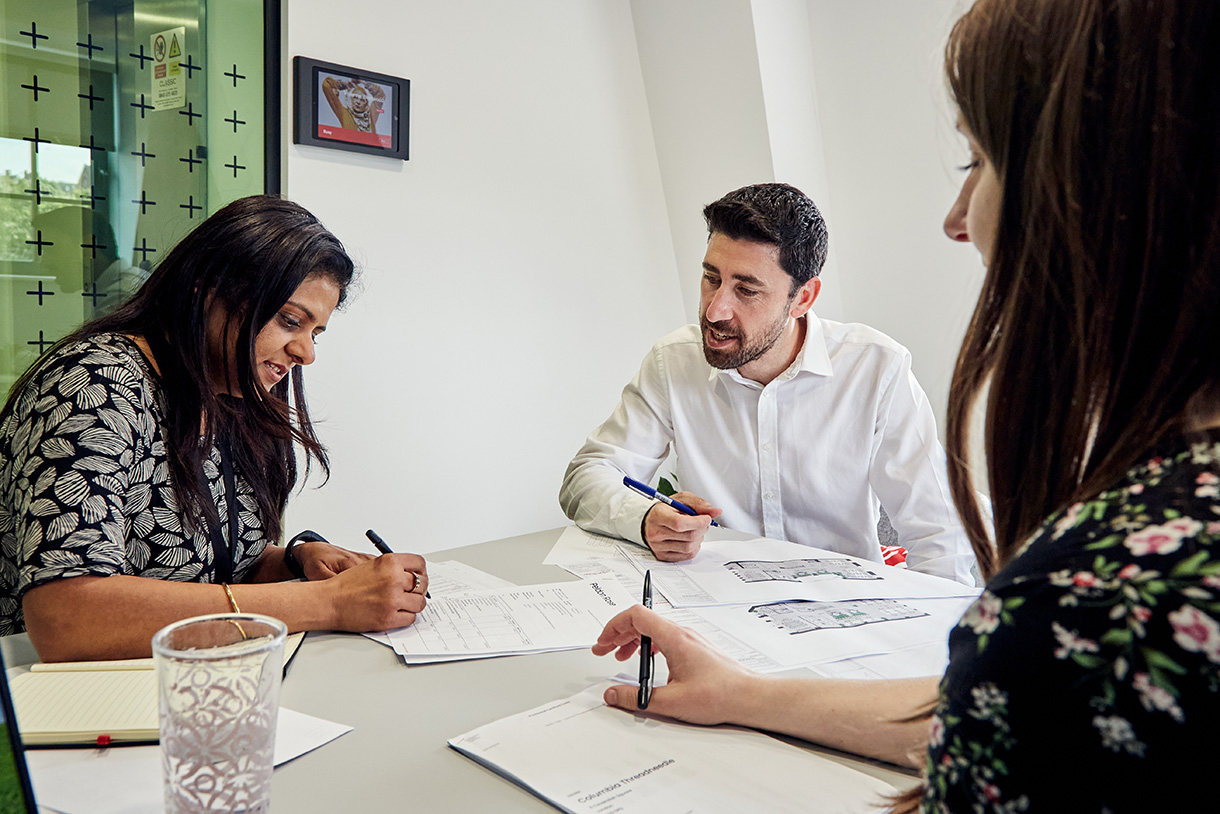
559, 315, 977, 584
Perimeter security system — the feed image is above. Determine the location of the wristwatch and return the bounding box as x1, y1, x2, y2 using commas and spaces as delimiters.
284, 529, 329, 580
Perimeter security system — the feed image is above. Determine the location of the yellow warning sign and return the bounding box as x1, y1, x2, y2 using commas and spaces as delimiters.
168, 34, 181, 59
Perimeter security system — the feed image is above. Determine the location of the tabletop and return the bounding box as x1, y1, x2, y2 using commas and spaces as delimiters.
270, 526, 919, 811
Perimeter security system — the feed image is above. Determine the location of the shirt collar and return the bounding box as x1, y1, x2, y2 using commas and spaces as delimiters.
708, 314, 834, 386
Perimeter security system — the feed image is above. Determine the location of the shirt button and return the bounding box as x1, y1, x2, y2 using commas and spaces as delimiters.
765, 492, 774, 499
763, 443, 772, 451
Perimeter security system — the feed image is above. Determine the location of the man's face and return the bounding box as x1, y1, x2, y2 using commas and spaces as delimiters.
698, 233, 798, 371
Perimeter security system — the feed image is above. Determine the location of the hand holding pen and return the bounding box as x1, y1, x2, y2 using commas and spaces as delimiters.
366, 529, 430, 598
623, 477, 723, 563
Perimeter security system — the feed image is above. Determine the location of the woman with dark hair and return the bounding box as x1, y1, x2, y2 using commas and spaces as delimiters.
591, 0, 1220, 809
0, 195, 427, 662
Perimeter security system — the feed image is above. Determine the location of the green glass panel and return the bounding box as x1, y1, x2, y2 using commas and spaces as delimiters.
0, 0, 268, 394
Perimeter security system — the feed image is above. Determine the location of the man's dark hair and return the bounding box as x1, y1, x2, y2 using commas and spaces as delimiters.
702, 183, 829, 293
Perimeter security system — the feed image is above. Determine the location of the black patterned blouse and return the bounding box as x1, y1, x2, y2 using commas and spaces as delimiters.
0, 333, 270, 634
924, 437, 1220, 811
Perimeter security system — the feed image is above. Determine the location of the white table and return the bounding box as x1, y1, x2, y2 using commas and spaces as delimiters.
3, 526, 919, 811
271, 527, 919, 811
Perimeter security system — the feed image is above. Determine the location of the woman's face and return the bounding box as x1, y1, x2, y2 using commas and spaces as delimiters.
944, 120, 1000, 266
208, 274, 342, 395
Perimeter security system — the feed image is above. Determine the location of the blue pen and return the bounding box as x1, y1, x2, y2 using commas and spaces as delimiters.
623, 476, 719, 527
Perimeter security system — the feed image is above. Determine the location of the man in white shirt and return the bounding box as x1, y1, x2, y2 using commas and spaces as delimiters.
559, 183, 976, 585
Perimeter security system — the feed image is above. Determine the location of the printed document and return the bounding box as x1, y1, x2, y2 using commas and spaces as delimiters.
380, 579, 635, 663
681, 595, 975, 668
547, 527, 978, 606
449, 682, 896, 814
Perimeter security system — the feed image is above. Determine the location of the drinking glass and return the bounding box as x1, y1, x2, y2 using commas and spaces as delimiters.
152, 614, 286, 814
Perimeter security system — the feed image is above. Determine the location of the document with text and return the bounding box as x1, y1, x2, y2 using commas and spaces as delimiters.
449, 682, 896, 814
380, 579, 635, 663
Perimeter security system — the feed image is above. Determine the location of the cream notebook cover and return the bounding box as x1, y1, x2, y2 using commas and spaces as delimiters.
10, 632, 304, 746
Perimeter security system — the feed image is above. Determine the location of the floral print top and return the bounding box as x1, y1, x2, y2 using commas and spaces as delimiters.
923, 437, 1220, 812
0, 334, 270, 635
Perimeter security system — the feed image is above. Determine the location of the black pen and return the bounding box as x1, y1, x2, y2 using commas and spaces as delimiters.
638, 570, 653, 710
365, 529, 429, 598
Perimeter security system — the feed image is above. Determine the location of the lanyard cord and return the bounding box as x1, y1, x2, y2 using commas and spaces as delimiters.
203, 436, 240, 585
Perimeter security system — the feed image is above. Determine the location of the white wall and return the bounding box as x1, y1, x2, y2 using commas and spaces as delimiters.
283, 1, 686, 553
805, 0, 985, 428
281, 0, 987, 553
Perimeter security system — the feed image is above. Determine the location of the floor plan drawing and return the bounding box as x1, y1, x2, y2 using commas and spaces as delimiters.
747, 599, 927, 634
724, 558, 881, 584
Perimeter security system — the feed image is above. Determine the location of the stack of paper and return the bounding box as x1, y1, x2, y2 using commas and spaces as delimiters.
546, 527, 979, 677
373, 578, 637, 664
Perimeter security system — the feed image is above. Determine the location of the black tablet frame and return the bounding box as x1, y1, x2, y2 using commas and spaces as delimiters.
292, 56, 410, 160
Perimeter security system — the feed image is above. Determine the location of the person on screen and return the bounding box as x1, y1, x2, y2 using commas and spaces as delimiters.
560, 182, 977, 585
592, 0, 1220, 809
321, 76, 385, 134
0, 195, 429, 661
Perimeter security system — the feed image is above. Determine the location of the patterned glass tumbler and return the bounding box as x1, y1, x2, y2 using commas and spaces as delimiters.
152, 614, 286, 814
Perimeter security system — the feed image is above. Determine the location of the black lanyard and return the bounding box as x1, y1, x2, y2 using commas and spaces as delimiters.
202, 437, 240, 584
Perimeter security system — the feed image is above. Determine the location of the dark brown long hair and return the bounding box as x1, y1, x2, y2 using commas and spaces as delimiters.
891, 1, 1220, 810
946, 0, 1220, 578
1, 196, 356, 542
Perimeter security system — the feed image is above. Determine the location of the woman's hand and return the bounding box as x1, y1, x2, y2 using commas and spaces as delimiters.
292, 540, 373, 580
591, 605, 760, 725
324, 553, 430, 632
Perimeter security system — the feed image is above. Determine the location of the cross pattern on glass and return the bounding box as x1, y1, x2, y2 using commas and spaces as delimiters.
81, 283, 109, 306
130, 44, 153, 69
133, 238, 157, 263
77, 34, 104, 58
20, 75, 49, 101
131, 143, 156, 167
179, 102, 202, 125
78, 84, 105, 111
24, 179, 45, 205
180, 196, 203, 218
23, 128, 50, 153
26, 282, 55, 306
27, 331, 54, 353
19, 23, 49, 49
80, 185, 106, 209
180, 149, 203, 172
81, 235, 109, 258
132, 190, 156, 213
131, 93, 153, 118
25, 230, 53, 256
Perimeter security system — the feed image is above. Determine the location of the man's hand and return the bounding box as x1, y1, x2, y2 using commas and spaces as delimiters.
643, 491, 722, 561
592, 605, 758, 724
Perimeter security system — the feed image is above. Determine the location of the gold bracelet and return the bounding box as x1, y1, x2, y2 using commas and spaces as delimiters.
221, 583, 249, 640
222, 583, 241, 613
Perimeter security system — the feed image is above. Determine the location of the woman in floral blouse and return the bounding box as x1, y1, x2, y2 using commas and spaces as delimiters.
592, 0, 1220, 809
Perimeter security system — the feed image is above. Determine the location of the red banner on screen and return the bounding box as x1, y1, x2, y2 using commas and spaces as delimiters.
317, 125, 391, 148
